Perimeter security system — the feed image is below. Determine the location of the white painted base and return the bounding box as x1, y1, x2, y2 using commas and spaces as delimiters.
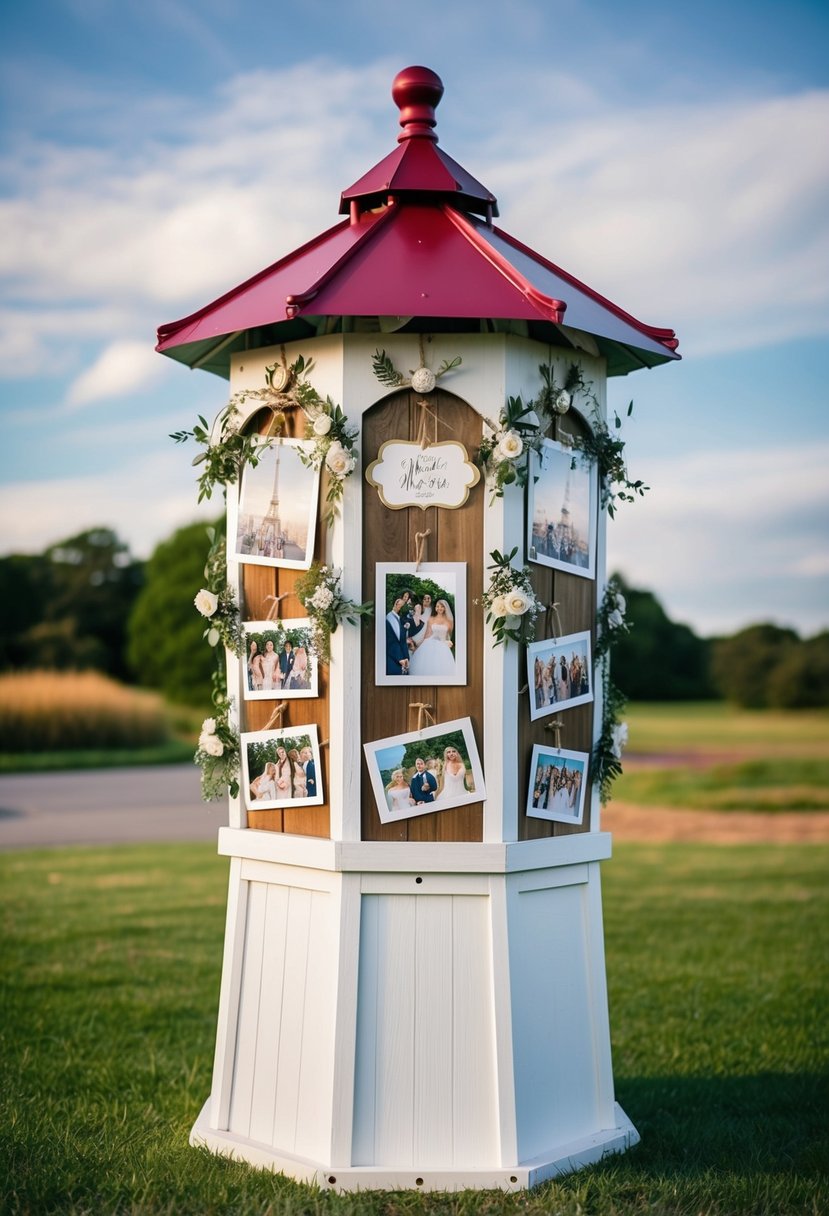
190, 1098, 639, 1193
194, 834, 636, 1192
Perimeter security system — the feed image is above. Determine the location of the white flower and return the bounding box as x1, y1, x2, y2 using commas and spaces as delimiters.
310, 584, 335, 611
325, 440, 356, 478
200, 732, 224, 758
610, 721, 629, 760
201, 717, 217, 736
608, 609, 624, 629
312, 413, 333, 436
615, 592, 627, 614
553, 389, 571, 415
504, 588, 533, 616
194, 589, 218, 618
411, 366, 436, 393
496, 430, 524, 461
490, 595, 508, 619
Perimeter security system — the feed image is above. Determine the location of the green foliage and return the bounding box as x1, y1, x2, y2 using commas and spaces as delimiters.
0, 841, 826, 1215
712, 623, 802, 708
0, 527, 144, 681
611, 575, 715, 701
370, 347, 405, 387
127, 519, 221, 707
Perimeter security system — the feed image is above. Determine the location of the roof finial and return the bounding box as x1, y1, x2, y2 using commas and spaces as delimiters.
392, 66, 444, 143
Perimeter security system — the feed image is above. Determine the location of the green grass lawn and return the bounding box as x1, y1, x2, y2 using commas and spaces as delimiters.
1, 841, 827, 1215
615, 703, 829, 811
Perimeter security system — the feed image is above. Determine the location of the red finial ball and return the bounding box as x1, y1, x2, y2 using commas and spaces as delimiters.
392, 66, 444, 142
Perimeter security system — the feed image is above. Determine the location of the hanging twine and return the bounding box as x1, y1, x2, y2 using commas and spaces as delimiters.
413, 528, 431, 571
415, 397, 433, 449
263, 701, 288, 731
546, 601, 564, 641
263, 592, 288, 621
409, 702, 435, 733
544, 718, 564, 751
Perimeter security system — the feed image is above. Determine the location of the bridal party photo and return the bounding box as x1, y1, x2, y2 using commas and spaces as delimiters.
241, 725, 323, 810
364, 717, 485, 823
242, 620, 317, 700
375, 562, 466, 686
526, 745, 588, 824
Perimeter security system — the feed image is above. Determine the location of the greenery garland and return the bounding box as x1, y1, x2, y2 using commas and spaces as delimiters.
294, 563, 374, 664
592, 578, 631, 802
192, 530, 245, 657
194, 670, 240, 801
481, 548, 544, 646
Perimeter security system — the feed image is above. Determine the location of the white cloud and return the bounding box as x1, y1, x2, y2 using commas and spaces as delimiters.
607, 442, 829, 635
66, 338, 166, 406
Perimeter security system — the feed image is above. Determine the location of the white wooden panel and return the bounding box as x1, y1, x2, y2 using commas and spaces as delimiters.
329, 872, 363, 1164
372, 895, 416, 1165
353, 893, 500, 1170
452, 894, 499, 1166
413, 896, 454, 1165
294, 887, 338, 1161
247, 883, 289, 1145
227, 880, 268, 1135
210, 858, 248, 1130
272, 886, 312, 1151
508, 879, 598, 1161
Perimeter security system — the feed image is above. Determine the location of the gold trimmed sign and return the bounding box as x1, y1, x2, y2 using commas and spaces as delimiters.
365, 439, 480, 510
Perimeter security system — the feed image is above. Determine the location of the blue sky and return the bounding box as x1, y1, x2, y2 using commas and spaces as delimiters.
1, 0, 827, 637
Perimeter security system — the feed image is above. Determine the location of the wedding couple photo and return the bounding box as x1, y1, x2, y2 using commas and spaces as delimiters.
241, 725, 323, 810
526, 745, 588, 824
242, 620, 317, 701
364, 717, 485, 824
375, 562, 466, 686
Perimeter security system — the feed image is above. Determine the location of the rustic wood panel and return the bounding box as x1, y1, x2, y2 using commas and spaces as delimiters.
238, 403, 330, 838
361, 389, 484, 843
518, 409, 598, 839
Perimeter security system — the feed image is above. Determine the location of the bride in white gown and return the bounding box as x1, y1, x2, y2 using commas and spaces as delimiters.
386, 769, 413, 814
437, 746, 471, 801
407, 599, 455, 679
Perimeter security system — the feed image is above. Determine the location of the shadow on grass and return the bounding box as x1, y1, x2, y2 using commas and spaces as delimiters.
612, 1071, 828, 1177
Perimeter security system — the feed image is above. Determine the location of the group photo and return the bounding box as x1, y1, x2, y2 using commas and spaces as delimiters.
526, 745, 589, 824
241, 726, 323, 810
242, 620, 317, 700
231, 438, 319, 570
526, 631, 594, 720
375, 562, 466, 686
364, 717, 485, 823
528, 438, 597, 579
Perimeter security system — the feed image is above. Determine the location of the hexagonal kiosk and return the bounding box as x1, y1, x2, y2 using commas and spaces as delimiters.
157, 66, 679, 1192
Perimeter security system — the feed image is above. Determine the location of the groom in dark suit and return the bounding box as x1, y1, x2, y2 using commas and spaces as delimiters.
301, 746, 316, 798
385, 592, 426, 676
277, 639, 295, 688
409, 757, 437, 804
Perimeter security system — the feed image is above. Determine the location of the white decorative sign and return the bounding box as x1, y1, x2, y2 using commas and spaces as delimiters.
365, 440, 480, 510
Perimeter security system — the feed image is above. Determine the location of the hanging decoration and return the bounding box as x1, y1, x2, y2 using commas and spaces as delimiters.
592, 578, 630, 802
194, 671, 240, 802
481, 548, 544, 647
294, 563, 374, 663
193, 531, 245, 657
371, 343, 462, 393
477, 395, 543, 501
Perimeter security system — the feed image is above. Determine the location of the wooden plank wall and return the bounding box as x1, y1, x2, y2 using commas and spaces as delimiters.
239, 406, 330, 838
360, 389, 485, 843
518, 409, 597, 839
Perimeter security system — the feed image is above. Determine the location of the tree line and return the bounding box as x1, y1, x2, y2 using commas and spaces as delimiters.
1, 525, 827, 710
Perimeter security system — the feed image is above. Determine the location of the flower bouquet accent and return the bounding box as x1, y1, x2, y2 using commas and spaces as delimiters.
371, 348, 462, 392
193, 530, 245, 657
297, 397, 359, 524
195, 673, 240, 801
478, 395, 542, 501
482, 548, 544, 646
294, 563, 373, 663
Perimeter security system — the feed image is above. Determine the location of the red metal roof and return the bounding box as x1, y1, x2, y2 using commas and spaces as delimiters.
156, 66, 679, 378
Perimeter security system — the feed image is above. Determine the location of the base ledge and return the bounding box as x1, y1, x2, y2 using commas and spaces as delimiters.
190, 1100, 639, 1193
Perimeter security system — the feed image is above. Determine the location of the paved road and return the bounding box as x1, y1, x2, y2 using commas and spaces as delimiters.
0, 765, 225, 850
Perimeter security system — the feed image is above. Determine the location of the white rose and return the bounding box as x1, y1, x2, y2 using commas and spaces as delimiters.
504, 588, 533, 616
313, 414, 333, 436
609, 609, 624, 629
194, 589, 218, 618
610, 722, 629, 760
325, 441, 356, 478
490, 595, 508, 619
201, 717, 217, 736
615, 593, 627, 614
496, 430, 524, 461
200, 732, 224, 758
